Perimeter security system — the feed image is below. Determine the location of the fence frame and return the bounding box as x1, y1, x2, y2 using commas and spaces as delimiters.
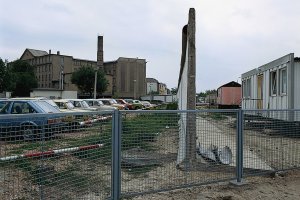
0, 109, 299, 199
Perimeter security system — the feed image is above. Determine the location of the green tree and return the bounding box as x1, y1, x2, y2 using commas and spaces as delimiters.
71, 66, 108, 97
0, 58, 15, 92
10, 59, 37, 97
170, 87, 177, 95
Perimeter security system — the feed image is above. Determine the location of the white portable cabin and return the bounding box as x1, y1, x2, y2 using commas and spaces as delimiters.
241, 53, 300, 121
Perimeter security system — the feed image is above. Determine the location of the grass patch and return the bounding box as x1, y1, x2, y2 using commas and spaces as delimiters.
125, 164, 158, 176
122, 113, 179, 151
209, 113, 227, 120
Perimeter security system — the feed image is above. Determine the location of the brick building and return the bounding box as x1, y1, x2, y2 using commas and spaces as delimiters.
19, 36, 146, 98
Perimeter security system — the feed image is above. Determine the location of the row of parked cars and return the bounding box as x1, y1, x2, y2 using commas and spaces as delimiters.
0, 97, 156, 140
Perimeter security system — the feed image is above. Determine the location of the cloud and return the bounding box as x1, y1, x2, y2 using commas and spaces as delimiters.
1, 0, 300, 92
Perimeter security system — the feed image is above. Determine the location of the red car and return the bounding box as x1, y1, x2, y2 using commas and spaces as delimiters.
116, 99, 132, 110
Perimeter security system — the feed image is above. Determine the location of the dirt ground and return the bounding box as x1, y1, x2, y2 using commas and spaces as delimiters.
1, 114, 299, 200
127, 114, 300, 200
129, 169, 300, 200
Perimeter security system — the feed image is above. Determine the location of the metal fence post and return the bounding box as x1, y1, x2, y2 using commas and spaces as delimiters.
237, 109, 244, 182
112, 110, 121, 200
231, 109, 245, 185
238, 109, 244, 183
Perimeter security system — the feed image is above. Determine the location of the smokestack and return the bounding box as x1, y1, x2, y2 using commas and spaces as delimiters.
97, 36, 103, 69
57, 51, 60, 55
49, 49, 51, 54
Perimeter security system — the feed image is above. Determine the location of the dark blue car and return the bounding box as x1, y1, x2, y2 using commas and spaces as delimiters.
0, 100, 64, 140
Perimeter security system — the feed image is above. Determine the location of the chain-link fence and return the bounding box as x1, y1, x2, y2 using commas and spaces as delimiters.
0, 109, 299, 199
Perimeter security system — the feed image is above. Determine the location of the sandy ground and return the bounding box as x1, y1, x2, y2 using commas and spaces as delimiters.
1, 114, 299, 200
129, 169, 300, 200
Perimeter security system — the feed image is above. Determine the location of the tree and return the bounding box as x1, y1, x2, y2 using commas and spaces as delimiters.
71, 66, 108, 97
0, 58, 15, 92
10, 59, 37, 97
170, 87, 177, 95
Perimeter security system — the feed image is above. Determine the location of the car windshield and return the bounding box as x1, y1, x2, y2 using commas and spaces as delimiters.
81, 101, 90, 108
34, 101, 61, 113
0, 101, 8, 109
96, 100, 104, 106
0, 102, 10, 114
110, 99, 118, 104
101, 100, 111, 105
66, 102, 75, 109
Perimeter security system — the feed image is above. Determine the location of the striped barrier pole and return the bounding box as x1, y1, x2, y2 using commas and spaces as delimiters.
0, 144, 104, 161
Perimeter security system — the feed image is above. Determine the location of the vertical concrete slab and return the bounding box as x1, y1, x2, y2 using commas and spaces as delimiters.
186, 8, 197, 164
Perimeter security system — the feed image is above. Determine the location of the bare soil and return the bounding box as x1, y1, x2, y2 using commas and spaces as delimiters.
129, 169, 300, 200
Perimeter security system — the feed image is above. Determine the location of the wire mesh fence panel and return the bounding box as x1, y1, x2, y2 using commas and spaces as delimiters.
242, 110, 300, 177
186, 110, 237, 184
0, 111, 113, 200
1, 109, 300, 199
120, 111, 180, 196
119, 110, 238, 197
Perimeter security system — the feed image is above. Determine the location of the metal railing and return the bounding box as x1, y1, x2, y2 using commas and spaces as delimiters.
0, 109, 299, 199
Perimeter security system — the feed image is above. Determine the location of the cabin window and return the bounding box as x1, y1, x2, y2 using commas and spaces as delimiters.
270, 71, 277, 96
280, 68, 287, 94
242, 78, 251, 98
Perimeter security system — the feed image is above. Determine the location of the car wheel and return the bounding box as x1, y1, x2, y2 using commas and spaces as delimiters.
21, 124, 38, 141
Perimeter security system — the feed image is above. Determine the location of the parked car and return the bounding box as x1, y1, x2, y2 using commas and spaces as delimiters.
66, 99, 98, 111
0, 99, 63, 140
84, 99, 117, 111
124, 99, 144, 110
11, 97, 59, 110
98, 98, 125, 110
140, 101, 153, 109
116, 99, 131, 110
53, 99, 100, 128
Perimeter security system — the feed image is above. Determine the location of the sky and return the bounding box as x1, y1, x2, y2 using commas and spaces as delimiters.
1, 0, 300, 92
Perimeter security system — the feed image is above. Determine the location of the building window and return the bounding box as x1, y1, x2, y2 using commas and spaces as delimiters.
280, 68, 287, 94
270, 71, 277, 96
242, 78, 251, 98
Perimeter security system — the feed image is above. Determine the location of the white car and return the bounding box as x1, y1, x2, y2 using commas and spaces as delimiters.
84, 99, 117, 111
66, 99, 98, 111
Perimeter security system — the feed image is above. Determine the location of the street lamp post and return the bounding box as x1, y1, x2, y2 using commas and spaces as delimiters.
94, 70, 98, 99
133, 79, 137, 99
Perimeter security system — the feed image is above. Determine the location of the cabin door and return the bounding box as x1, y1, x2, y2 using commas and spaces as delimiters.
257, 75, 263, 109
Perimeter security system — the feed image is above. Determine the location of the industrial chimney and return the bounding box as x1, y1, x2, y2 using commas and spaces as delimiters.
97, 36, 104, 70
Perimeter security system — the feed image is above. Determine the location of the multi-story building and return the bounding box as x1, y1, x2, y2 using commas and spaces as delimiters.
104, 58, 146, 99
19, 36, 146, 98
146, 78, 159, 94
158, 82, 167, 95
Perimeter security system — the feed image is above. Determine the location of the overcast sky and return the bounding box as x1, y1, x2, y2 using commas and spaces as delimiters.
1, 0, 300, 92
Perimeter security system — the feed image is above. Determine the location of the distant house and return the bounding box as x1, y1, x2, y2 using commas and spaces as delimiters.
158, 82, 167, 95
241, 53, 300, 121
217, 81, 241, 109
146, 78, 159, 94
205, 93, 217, 105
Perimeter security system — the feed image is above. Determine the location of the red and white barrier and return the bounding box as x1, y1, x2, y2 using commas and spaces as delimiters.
0, 144, 104, 161
79, 116, 109, 126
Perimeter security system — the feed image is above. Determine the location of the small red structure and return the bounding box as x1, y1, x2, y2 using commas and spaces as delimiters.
217, 81, 241, 109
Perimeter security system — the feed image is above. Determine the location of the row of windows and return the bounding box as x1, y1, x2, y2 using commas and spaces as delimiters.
74, 60, 96, 67
37, 74, 52, 82
242, 68, 287, 98
270, 68, 287, 95
29, 56, 51, 65
38, 83, 52, 88
36, 64, 52, 73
